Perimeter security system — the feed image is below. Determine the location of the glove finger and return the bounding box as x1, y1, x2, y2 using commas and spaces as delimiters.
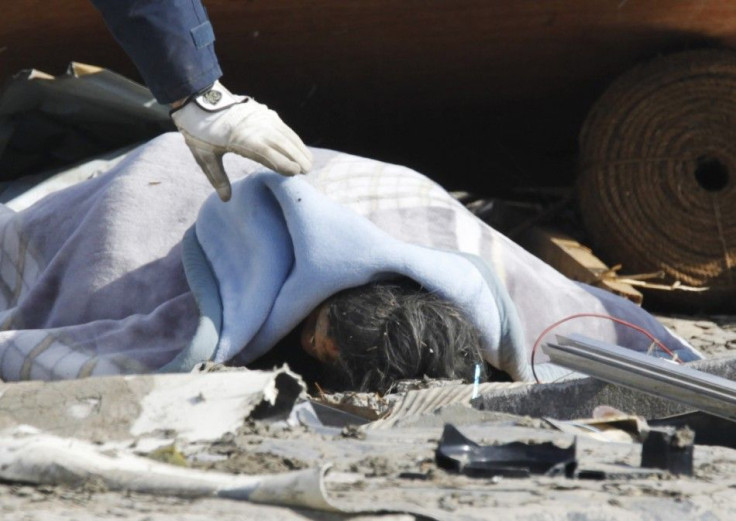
232, 108, 313, 173
229, 132, 302, 176
256, 145, 304, 177
264, 128, 314, 174
230, 139, 302, 177
268, 119, 314, 172
187, 142, 233, 202
248, 110, 312, 172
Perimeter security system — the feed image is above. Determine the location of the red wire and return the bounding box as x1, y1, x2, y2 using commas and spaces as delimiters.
530, 312, 680, 384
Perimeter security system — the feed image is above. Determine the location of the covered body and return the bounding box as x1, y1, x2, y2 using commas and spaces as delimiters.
0, 134, 699, 382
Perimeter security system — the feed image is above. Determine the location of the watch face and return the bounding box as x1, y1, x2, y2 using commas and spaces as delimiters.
202, 89, 223, 106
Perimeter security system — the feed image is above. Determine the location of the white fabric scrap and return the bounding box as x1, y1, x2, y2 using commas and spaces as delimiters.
0, 425, 336, 511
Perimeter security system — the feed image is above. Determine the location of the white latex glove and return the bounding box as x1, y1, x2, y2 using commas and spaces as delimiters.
171, 81, 313, 201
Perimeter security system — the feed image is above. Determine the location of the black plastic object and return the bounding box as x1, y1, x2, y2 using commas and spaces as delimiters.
435, 424, 577, 478
0, 63, 173, 180
640, 426, 694, 476
649, 411, 736, 449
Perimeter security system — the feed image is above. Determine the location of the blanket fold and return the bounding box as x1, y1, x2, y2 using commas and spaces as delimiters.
0, 133, 701, 383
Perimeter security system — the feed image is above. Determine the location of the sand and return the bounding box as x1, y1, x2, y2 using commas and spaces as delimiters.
1, 313, 735, 520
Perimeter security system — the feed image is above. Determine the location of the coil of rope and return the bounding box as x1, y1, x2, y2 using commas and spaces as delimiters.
578, 49, 736, 309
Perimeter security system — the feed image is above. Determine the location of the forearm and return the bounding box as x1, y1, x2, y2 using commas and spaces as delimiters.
90, 0, 222, 104
91, 0, 312, 199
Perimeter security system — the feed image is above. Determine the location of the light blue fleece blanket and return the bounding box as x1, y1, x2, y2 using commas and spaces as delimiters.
0, 133, 700, 383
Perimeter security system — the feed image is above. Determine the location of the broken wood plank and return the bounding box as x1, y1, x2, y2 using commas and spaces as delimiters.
519, 227, 643, 305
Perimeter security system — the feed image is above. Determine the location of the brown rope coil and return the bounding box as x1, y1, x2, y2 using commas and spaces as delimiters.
578, 50, 736, 307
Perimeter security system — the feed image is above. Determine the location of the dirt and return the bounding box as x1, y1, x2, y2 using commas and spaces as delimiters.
656, 314, 736, 357
190, 427, 312, 475
2, 314, 735, 520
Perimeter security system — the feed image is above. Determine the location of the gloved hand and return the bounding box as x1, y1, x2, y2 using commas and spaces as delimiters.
171, 81, 313, 201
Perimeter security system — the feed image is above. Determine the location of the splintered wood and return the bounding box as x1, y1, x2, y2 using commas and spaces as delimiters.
521, 227, 643, 305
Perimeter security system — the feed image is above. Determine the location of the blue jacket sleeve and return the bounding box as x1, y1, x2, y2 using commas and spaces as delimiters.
90, 0, 223, 104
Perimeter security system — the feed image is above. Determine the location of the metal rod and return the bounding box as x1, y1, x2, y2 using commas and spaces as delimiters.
543, 333, 736, 421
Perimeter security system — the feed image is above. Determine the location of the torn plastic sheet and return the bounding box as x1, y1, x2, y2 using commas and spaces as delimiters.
435, 424, 577, 478
0, 62, 170, 125
0, 62, 172, 180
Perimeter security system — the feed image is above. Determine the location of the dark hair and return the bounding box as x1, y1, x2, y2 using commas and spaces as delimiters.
322, 278, 486, 393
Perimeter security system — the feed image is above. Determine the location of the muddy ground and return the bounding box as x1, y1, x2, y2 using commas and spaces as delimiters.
1, 312, 735, 520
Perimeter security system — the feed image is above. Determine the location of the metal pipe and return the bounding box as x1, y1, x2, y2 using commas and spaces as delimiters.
543, 333, 736, 421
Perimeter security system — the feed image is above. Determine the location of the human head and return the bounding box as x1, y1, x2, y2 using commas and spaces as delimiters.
300, 278, 486, 393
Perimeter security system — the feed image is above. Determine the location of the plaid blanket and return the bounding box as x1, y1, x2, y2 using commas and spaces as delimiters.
0, 133, 700, 382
